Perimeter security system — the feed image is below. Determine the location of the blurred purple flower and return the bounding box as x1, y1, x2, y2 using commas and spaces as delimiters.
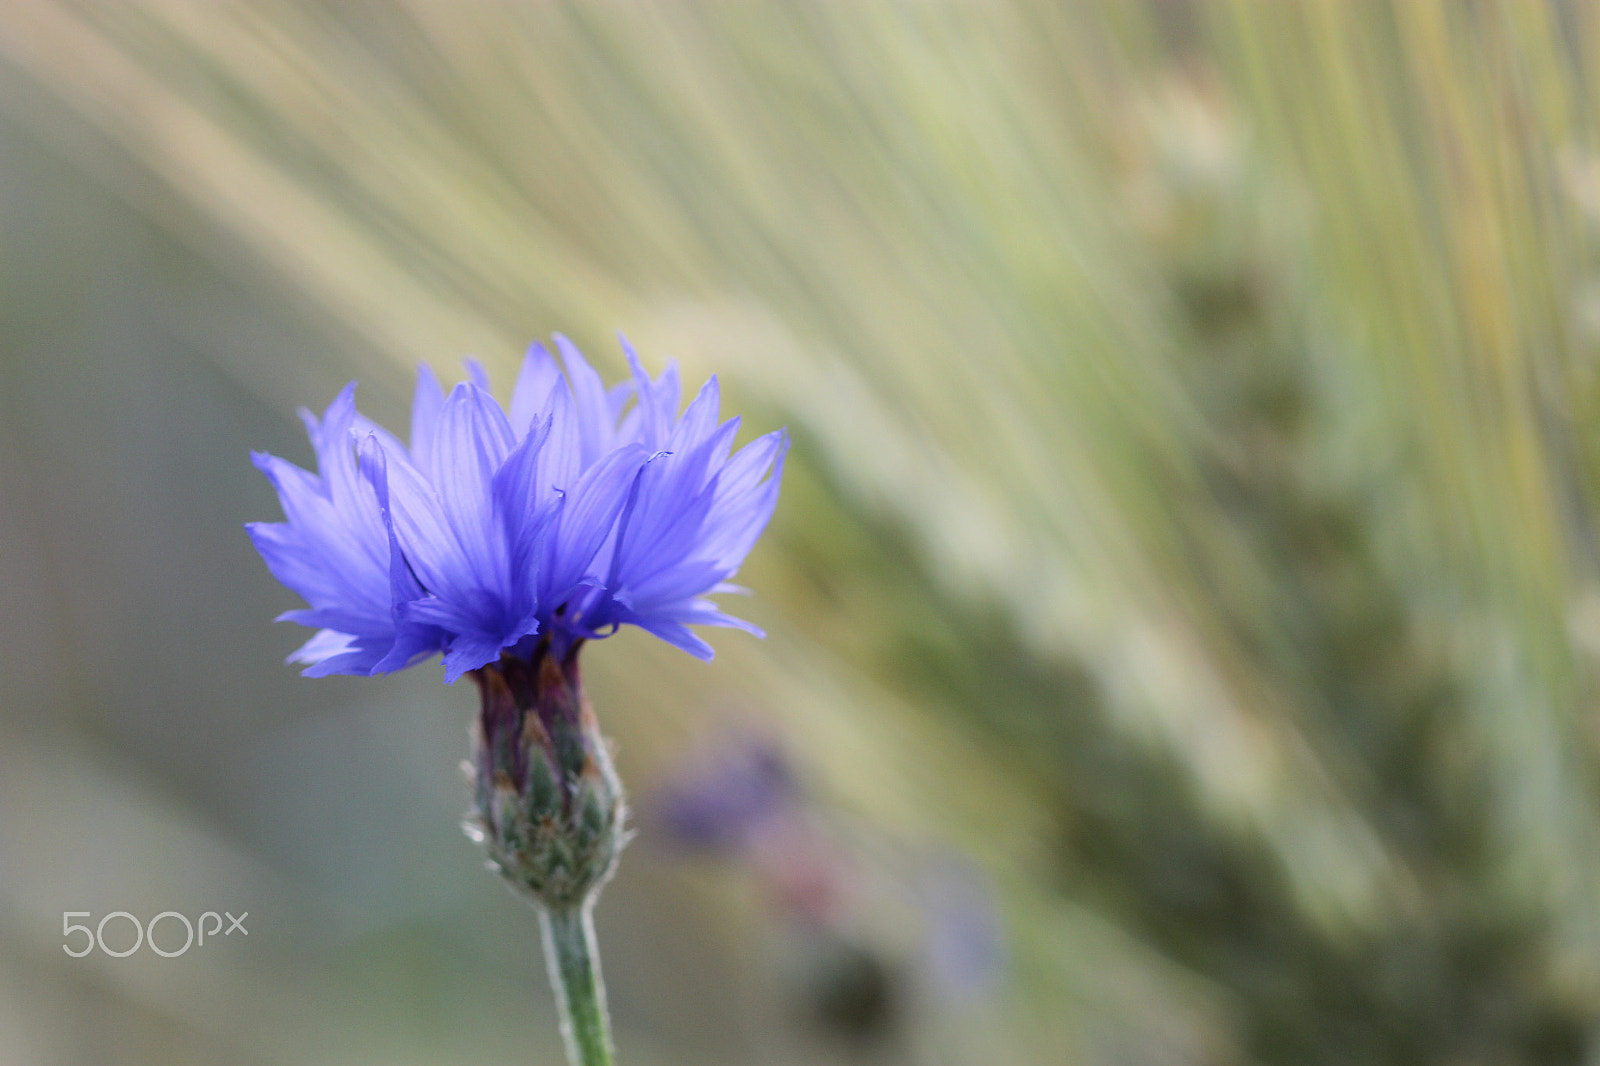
248, 335, 788, 683
652, 735, 798, 852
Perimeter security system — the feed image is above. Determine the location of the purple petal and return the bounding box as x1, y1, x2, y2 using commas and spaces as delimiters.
716, 428, 789, 502
535, 383, 584, 496
246, 521, 341, 605
249, 443, 389, 615
431, 383, 515, 593
554, 334, 615, 466
626, 611, 716, 660
669, 376, 722, 454
289, 629, 391, 677
463, 358, 493, 394
370, 625, 447, 675
609, 446, 719, 589
365, 437, 472, 602
276, 605, 393, 638
399, 595, 484, 634
701, 430, 788, 569
492, 410, 561, 578
410, 365, 445, 477
441, 633, 510, 684
622, 338, 669, 450
510, 341, 562, 437
623, 558, 732, 613
542, 443, 649, 607
606, 379, 635, 421
310, 384, 369, 511
674, 599, 767, 638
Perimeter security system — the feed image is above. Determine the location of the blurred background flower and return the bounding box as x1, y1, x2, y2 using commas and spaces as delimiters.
3, 2, 1600, 1064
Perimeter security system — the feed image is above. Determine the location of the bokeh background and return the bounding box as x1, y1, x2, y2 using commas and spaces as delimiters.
3, 2, 1600, 1063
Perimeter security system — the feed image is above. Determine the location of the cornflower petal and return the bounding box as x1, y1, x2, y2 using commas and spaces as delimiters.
366, 435, 474, 605
619, 610, 717, 661
464, 358, 493, 394
554, 334, 615, 467
276, 605, 393, 638
291, 630, 393, 678
623, 559, 735, 615
541, 442, 650, 610
246, 519, 377, 622
400, 594, 492, 635
535, 378, 585, 497
713, 428, 789, 504
440, 633, 511, 685
307, 389, 386, 565
609, 423, 737, 587
668, 376, 724, 457
431, 384, 516, 597
354, 435, 426, 603
492, 411, 560, 580
676, 600, 767, 639
509, 341, 563, 437
288, 628, 359, 664
623, 338, 672, 451
700, 430, 790, 570
355, 435, 453, 674
606, 379, 635, 421
410, 365, 446, 479
246, 385, 399, 675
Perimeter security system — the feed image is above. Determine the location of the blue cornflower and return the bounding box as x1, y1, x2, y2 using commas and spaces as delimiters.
248, 335, 787, 684
251, 334, 787, 1055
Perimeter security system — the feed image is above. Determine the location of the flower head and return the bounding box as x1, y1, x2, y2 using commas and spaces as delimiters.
248, 335, 787, 683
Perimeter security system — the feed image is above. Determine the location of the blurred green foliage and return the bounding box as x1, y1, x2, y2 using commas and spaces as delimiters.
4, 2, 1600, 1063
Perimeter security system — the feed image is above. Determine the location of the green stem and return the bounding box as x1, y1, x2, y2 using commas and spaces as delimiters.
539, 904, 614, 1066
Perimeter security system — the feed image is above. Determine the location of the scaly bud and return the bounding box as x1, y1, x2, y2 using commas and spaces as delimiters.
465, 640, 628, 910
